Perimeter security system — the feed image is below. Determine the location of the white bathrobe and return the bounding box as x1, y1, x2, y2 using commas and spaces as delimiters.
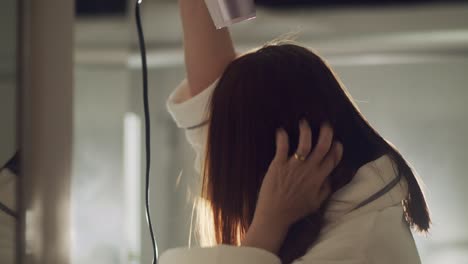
163, 78, 422, 264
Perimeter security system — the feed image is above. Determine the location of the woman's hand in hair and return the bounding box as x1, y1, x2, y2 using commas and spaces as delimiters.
242, 121, 343, 254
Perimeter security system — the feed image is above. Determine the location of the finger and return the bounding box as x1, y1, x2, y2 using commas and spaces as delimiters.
273, 128, 289, 164
290, 119, 312, 166
319, 141, 344, 181
308, 123, 333, 164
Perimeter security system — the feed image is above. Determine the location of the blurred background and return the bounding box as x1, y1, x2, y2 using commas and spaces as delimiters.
54, 0, 468, 263
0, 0, 17, 263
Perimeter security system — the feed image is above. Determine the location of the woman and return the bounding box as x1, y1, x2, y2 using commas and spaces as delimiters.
163, 0, 431, 263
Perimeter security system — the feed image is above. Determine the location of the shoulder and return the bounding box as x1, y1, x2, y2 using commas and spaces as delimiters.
299, 205, 420, 264
298, 210, 378, 263
366, 206, 421, 264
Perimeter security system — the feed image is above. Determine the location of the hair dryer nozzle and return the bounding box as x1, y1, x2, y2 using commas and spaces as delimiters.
205, 0, 256, 29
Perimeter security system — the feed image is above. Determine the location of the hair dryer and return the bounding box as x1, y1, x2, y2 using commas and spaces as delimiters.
205, 0, 256, 29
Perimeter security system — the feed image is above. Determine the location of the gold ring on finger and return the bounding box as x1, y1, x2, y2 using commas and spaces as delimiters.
294, 152, 307, 161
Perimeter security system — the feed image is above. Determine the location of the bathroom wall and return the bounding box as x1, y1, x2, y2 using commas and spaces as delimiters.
72, 64, 130, 264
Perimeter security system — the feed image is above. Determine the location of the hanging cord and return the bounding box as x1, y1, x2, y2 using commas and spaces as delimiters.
0, 152, 19, 218
2, 151, 20, 175
135, 1, 158, 263
0, 201, 17, 219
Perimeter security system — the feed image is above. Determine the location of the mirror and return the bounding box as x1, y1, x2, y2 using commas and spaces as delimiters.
0, 0, 18, 263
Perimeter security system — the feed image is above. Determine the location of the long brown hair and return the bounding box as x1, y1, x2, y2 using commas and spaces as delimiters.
196, 42, 430, 263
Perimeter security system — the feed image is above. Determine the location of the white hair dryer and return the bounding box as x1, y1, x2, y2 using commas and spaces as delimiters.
205, 0, 256, 29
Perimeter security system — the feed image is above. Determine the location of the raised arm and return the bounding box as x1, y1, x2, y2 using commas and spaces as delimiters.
179, 0, 236, 98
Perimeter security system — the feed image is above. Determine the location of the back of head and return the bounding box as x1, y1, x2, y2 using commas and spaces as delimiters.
198, 42, 430, 263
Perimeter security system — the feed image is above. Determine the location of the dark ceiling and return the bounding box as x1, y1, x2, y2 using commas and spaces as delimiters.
76, 0, 467, 16
76, 0, 127, 16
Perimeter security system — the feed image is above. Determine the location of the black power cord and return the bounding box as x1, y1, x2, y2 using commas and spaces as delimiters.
135, 1, 159, 264
0, 201, 17, 219
0, 152, 19, 219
